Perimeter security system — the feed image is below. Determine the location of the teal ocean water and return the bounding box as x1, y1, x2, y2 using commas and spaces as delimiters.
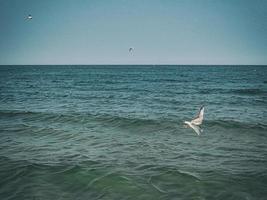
0, 65, 267, 200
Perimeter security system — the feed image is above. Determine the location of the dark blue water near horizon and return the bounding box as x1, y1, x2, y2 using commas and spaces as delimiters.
0, 65, 267, 200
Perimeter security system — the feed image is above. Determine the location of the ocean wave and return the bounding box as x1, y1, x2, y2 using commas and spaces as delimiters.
1, 110, 266, 132
199, 88, 266, 95
231, 88, 266, 95
0, 109, 167, 127
205, 120, 267, 130
94, 116, 267, 132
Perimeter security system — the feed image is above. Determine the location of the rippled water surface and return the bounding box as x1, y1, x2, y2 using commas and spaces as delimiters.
0, 65, 267, 199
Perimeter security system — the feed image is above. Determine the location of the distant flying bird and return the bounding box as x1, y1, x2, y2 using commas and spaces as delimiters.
129, 47, 133, 52
184, 106, 205, 135
26, 14, 32, 20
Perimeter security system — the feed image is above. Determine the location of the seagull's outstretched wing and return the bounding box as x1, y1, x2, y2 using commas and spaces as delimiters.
191, 106, 204, 125
188, 123, 201, 135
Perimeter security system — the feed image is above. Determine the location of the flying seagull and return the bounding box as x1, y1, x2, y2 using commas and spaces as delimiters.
26, 14, 32, 20
184, 106, 205, 135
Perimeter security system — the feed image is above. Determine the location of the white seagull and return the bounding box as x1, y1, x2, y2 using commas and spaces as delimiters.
184, 106, 205, 135
26, 14, 32, 20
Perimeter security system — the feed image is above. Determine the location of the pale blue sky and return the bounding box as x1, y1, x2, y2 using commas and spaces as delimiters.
0, 0, 267, 65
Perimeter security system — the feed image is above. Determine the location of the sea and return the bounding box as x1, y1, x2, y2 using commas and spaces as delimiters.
0, 65, 267, 200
